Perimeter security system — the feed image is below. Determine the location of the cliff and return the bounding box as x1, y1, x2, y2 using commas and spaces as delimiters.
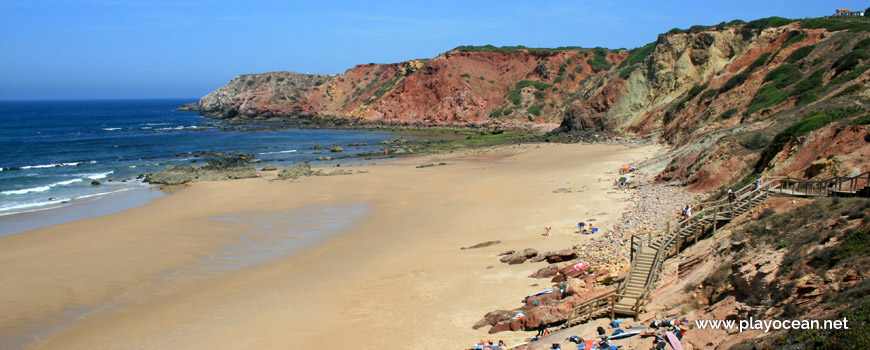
197, 16, 870, 186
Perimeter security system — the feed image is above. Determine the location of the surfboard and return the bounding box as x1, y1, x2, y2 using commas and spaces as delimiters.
666, 331, 683, 350
504, 342, 529, 350
608, 331, 640, 340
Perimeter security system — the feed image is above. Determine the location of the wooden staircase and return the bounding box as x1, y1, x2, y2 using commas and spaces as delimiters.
564, 171, 868, 326
565, 179, 781, 326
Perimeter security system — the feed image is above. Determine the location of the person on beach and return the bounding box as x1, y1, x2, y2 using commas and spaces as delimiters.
543, 226, 551, 236
577, 222, 586, 233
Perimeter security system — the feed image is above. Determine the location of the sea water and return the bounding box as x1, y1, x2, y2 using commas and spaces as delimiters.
0, 99, 415, 218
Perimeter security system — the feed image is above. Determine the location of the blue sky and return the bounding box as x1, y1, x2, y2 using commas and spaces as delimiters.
0, 1, 859, 100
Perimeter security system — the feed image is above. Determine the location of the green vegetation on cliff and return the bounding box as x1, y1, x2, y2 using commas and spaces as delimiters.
757, 106, 864, 171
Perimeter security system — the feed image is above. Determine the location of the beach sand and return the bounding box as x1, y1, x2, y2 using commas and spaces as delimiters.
0, 142, 657, 349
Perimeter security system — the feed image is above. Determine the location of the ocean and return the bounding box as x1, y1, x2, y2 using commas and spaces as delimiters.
0, 99, 418, 219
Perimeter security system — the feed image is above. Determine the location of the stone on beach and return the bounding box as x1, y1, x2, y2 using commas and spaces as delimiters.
277, 163, 312, 180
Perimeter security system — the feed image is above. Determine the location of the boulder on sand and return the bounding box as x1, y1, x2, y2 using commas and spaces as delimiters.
278, 163, 312, 180
499, 248, 538, 265
529, 265, 559, 279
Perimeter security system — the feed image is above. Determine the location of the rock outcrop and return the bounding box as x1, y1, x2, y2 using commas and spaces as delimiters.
145, 164, 257, 185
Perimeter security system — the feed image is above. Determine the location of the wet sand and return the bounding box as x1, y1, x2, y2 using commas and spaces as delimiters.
0, 142, 657, 349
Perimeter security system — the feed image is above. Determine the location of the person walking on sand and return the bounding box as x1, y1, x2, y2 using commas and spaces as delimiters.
543, 226, 551, 236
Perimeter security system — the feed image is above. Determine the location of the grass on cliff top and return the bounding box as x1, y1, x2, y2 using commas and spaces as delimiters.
617, 42, 656, 69
801, 16, 870, 32
587, 52, 612, 73
453, 45, 589, 54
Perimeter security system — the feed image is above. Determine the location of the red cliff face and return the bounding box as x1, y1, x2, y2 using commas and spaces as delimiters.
199, 19, 870, 188
199, 48, 627, 131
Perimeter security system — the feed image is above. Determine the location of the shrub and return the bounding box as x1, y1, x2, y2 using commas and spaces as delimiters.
246, 79, 255, 86
747, 85, 791, 114
833, 50, 870, 74
618, 42, 656, 68
574, 65, 584, 73
515, 80, 551, 90
854, 38, 870, 51
720, 72, 751, 94
700, 89, 719, 101
801, 17, 870, 32
592, 47, 608, 57
720, 108, 738, 119
835, 84, 864, 97
748, 52, 772, 71
528, 103, 546, 116
503, 108, 513, 115
460, 73, 471, 78
587, 54, 612, 72
740, 132, 771, 150
828, 65, 870, 86
785, 45, 815, 63
672, 83, 709, 112
508, 89, 522, 105
851, 114, 870, 125
758, 105, 865, 171
534, 90, 546, 100
277, 77, 285, 82
782, 33, 806, 48
554, 76, 564, 84
490, 109, 503, 117
619, 66, 637, 78
764, 64, 803, 88
568, 73, 577, 80
792, 70, 824, 97
742, 17, 794, 39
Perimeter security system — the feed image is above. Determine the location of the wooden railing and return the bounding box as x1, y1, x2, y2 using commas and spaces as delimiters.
770, 171, 870, 197
567, 180, 780, 326
565, 290, 616, 326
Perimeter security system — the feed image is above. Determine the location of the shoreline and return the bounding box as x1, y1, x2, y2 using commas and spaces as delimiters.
0, 142, 659, 349
0, 186, 167, 237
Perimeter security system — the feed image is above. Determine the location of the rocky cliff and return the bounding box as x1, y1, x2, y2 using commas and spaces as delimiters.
197, 17, 870, 187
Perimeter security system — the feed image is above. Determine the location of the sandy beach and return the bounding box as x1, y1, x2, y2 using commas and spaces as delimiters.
0, 142, 657, 349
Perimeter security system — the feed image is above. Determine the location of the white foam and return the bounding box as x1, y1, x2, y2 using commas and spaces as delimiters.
1, 175, 99, 196
18, 160, 97, 170
258, 149, 298, 155
103, 127, 122, 131
56, 178, 83, 186
2, 186, 51, 195
0, 199, 71, 214
83, 171, 113, 180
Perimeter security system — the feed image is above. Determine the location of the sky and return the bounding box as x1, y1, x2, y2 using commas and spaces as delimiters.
0, 1, 861, 100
